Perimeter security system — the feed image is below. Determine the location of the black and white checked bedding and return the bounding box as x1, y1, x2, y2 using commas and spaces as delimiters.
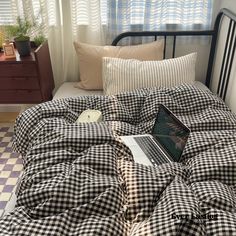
1, 84, 236, 235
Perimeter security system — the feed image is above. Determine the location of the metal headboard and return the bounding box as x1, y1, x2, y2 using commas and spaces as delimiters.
111, 8, 236, 102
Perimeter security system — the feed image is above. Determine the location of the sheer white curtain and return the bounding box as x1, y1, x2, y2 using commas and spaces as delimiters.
52, 0, 105, 90
71, 0, 105, 45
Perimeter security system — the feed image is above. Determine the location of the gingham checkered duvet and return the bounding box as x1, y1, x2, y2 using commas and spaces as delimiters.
1, 84, 236, 235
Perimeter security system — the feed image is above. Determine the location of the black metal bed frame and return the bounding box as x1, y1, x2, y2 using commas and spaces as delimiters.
111, 8, 236, 101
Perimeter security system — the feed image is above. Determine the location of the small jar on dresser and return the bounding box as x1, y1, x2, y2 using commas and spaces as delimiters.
0, 41, 54, 104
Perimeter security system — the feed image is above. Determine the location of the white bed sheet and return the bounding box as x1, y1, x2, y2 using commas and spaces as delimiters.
53, 81, 210, 100
53, 82, 103, 100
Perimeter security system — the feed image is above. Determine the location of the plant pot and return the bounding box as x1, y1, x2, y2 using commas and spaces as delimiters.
14, 38, 31, 56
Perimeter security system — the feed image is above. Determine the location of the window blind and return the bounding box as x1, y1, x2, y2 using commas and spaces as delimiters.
72, 0, 213, 43
0, 0, 13, 24
74, 0, 212, 28
0, 0, 57, 26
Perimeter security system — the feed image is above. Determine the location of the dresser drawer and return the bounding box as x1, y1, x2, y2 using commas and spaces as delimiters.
0, 77, 40, 90
0, 90, 42, 103
0, 64, 37, 77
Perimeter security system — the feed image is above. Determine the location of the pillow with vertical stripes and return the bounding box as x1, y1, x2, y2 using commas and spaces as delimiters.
102, 53, 197, 95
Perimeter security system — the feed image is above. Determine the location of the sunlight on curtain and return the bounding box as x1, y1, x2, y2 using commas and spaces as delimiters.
105, 0, 213, 43
0, 1, 14, 24
71, 0, 105, 44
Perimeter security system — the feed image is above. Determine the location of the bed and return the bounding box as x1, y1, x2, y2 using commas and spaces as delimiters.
1, 8, 236, 236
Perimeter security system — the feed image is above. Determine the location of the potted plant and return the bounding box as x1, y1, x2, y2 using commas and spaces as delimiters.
33, 34, 46, 47
5, 17, 46, 56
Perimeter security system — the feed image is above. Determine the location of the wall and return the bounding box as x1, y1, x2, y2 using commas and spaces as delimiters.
213, 0, 221, 22
213, 1, 236, 113
219, 0, 236, 12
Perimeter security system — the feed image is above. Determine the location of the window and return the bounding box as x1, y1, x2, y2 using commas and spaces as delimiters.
74, 0, 212, 28
29, 0, 57, 26
0, 0, 14, 24
103, 0, 213, 28
73, 0, 213, 43
0, 0, 57, 26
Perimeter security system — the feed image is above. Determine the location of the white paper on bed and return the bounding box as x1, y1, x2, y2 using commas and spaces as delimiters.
77, 109, 103, 123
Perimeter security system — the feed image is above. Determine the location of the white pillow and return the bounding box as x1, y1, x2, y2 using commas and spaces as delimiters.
102, 53, 197, 95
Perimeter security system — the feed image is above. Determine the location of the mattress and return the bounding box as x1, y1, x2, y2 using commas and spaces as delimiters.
53, 81, 209, 100
53, 82, 103, 100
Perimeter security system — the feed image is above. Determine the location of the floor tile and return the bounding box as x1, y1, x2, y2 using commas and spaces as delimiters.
0, 171, 11, 178
5, 178, 18, 186
0, 193, 12, 201
12, 165, 23, 171
6, 159, 18, 165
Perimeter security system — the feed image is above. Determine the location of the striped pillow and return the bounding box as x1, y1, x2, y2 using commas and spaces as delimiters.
102, 53, 197, 95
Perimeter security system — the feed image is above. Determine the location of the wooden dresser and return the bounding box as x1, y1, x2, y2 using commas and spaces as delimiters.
0, 41, 54, 104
